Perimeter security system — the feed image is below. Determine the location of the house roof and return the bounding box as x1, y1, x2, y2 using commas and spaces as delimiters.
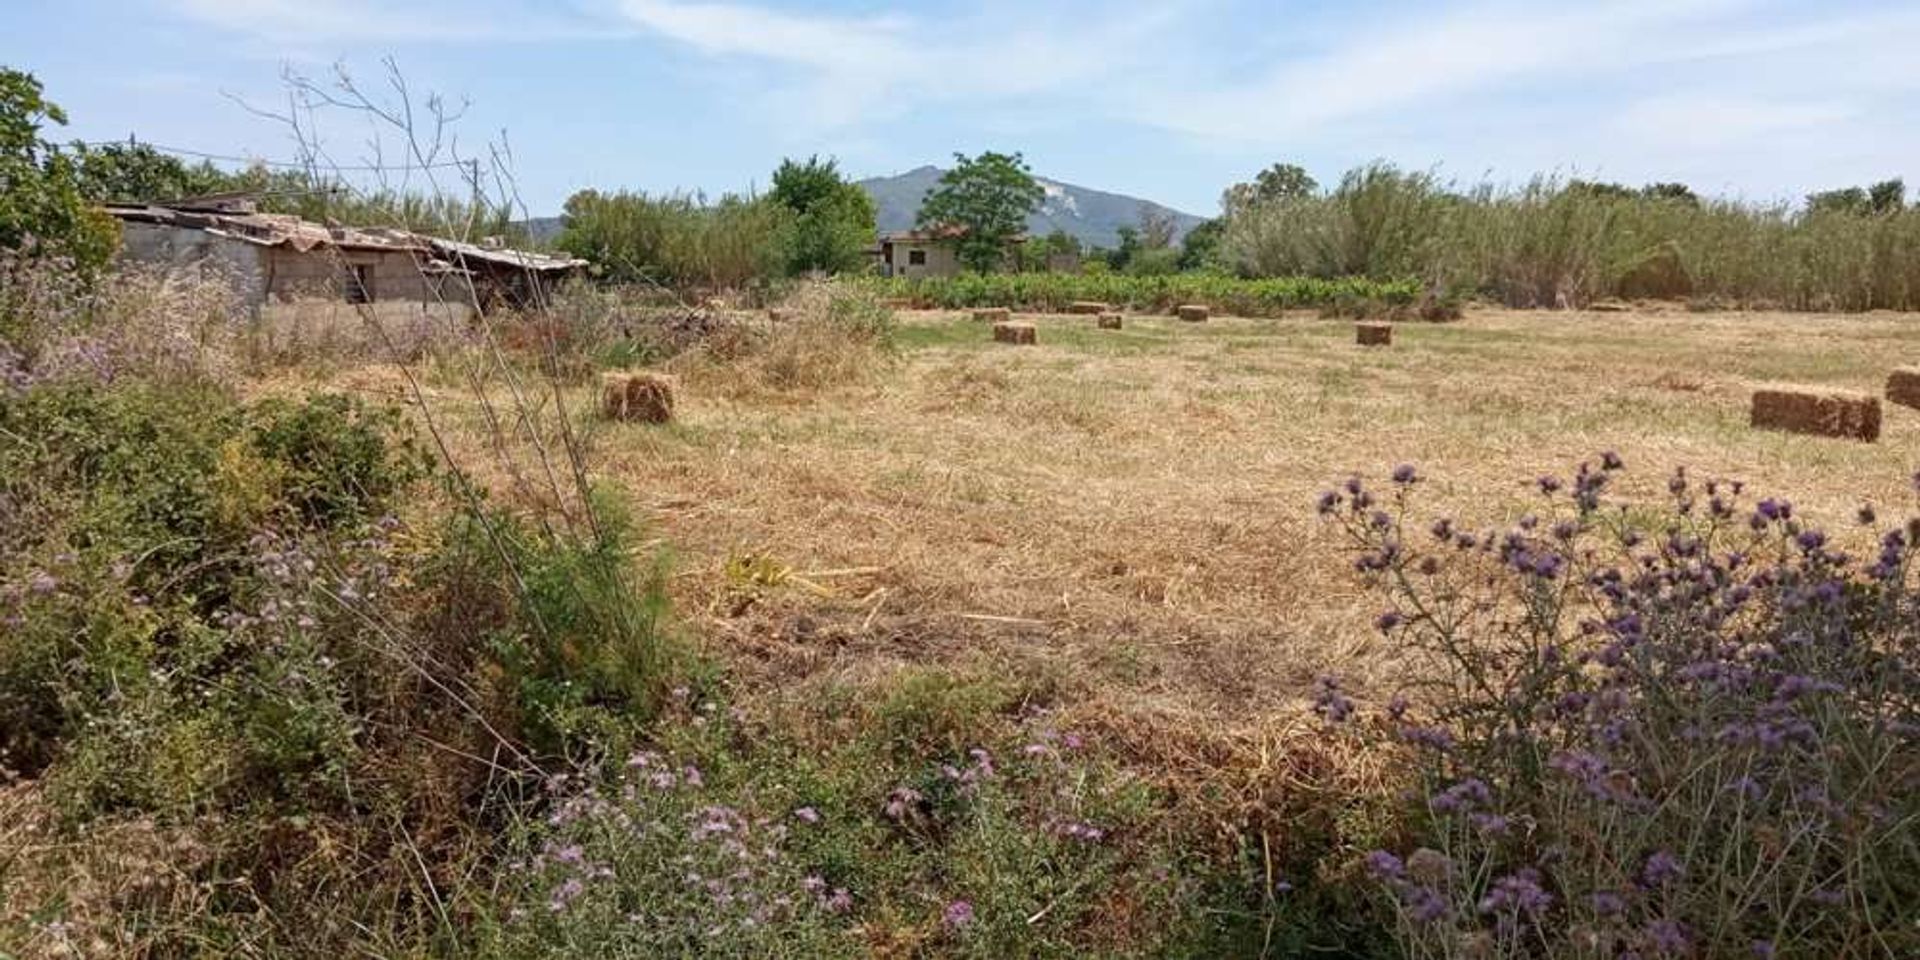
103, 202, 588, 273
879, 227, 1027, 244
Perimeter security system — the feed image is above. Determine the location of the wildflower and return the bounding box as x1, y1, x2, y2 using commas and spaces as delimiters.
1402, 884, 1449, 924
1364, 850, 1406, 880
1857, 504, 1877, 525
1061, 732, 1085, 750
1640, 850, 1683, 887
1431, 778, 1491, 813
1478, 868, 1552, 915
1589, 890, 1627, 915
26, 571, 57, 595
548, 877, 586, 913
802, 875, 827, 894
1376, 610, 1405, 632
1392, 464, 1419, 484
1538, 475, 1563, 494
1751, 941, 1776, 958
883, 786, 922, 821
682, 765, 705, 788
1312, 674, 1354, 723
825, 888, 853, 913
1600, 450, 1624, 471
794, 806, 821, 824
943, 900, 975, 928
1645, 918, 1691, 956
1401, 726, 1455, 751
1316, 490, 1340, 514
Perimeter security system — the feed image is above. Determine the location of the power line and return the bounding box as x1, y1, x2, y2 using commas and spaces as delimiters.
79, 139, 472, 173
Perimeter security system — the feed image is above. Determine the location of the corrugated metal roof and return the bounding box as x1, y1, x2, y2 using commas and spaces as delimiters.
103, 203, 587, 272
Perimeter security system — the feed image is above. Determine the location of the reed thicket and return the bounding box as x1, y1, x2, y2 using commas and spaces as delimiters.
1223, 164, 1920, 311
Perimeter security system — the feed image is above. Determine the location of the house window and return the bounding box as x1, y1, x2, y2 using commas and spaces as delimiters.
907, 248, 927, 266
343, 263, 374, 303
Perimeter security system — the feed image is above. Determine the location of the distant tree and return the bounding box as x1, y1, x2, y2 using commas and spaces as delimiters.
1640, 182, 1699, 207
1222, 162, 1319, 217
1806, 186, 1869, 216
1566, 179, 1638, 202
1176, 217, 1225, 271
768, 155, 876, 275
1041, 229, 1080, 258
1138, 204, 1176, 250
0, 68, 116, 270
1109, 226, 1141, 272
75, 142, 228, 204
916, 151, 1044, 273
1868, 178, 1905, 215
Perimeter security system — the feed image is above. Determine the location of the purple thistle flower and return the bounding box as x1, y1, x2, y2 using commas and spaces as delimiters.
1391, 464, 1419, 484
1316, 490, 1341, 514
1646, 918, 1691, 956
943, 900, 975, 928
1312, 674, 1355, 723
1640, 850, 1684, 887
1431, 778, 1492, 813
1375, 610, 1405, 632
1478, 868, 1552, 915
1590, 890, 1627, 915
1364, 850, 1406, 880
1402, 884, 1449, 923
1751, 941, 1776, 958
1538, 475, 1563, 494
1600, 451, 1624, 471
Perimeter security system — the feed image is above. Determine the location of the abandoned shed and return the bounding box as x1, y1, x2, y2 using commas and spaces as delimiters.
103, 197, 587, 317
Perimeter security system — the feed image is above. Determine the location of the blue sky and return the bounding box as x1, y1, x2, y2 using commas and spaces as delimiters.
6, 0, 1919, 216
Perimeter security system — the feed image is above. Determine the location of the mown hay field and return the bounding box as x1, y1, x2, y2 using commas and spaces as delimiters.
288, 303, 1919, 733
542, 305, 1920, 730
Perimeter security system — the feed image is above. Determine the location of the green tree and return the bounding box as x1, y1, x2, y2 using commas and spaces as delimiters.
916, 151, 1043, 273
0, 68, 116, 269
75, 142, 228, 204
1137, 204, 1176, 250
768, 155, 876, 275
1222, 162, 1319, 216
1109, 226, 1141, 272
1640, 182, 1699, 207
1176, 217, 1225, 271
1867, 178, 1905, 215
1806, 186, 1869, 216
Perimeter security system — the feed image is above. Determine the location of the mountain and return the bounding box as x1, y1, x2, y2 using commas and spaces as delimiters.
857, 165, 1206, 250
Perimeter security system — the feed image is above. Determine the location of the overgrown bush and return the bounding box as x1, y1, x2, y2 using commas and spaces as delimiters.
1, 253, 247, 388
1314, 457, 1919, 959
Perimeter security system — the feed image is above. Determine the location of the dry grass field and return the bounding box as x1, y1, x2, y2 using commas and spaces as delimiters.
302, 303, 1920, 743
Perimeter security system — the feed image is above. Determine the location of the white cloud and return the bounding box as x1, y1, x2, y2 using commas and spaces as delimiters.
614, 0, 1190, 131
170, 0, 609, 44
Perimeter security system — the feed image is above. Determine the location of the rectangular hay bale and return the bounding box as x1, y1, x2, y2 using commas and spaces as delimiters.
992, 321, 1036, 345
1097, 312, 1124, 330
1886, 366, 1920, 411
1176, 304, 1210, 322
1066, 301, 1108, 315
600, 372, 676, 424
972, 307, 1012, 323
1356, 322, 1393, 346
1750, 386, 1880, 442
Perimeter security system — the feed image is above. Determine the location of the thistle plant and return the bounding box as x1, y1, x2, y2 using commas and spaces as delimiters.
1316, 457, 1919, 959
